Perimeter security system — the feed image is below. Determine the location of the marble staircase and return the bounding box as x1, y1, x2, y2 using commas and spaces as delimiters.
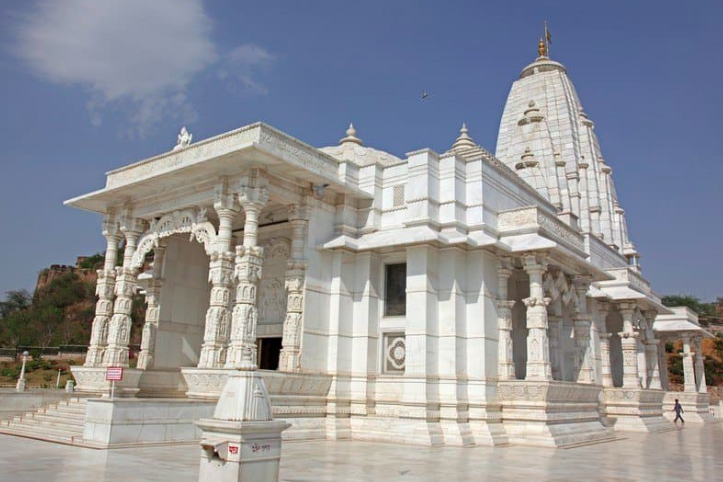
0, 397, 87, 445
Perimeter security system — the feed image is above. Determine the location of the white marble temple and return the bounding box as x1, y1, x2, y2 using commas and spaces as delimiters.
55, 41, 713, 450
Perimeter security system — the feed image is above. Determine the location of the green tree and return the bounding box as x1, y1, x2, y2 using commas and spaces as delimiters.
79, 253, 104, 270
0, 310, 38, 346
713, 334, 723, 361
0, 290, 32, 318
661, 294, 716, 317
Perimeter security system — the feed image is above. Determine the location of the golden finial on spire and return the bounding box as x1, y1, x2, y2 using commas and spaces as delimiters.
538, 38, 547, 57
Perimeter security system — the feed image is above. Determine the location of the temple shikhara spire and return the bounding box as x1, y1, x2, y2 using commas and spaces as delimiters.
6, 34, 708, 466
496, 33, 640, 265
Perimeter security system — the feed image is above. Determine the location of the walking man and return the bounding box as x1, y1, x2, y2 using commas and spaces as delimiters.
673, 398, 685, 424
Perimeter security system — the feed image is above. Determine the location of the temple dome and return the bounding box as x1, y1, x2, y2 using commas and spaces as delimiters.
320, 123, 403, 167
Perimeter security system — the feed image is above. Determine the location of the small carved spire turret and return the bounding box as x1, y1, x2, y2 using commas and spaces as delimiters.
516, 147, 538, 169
519, 100, 544, 126
452, 123, 476, 150
339, 123, 363, 146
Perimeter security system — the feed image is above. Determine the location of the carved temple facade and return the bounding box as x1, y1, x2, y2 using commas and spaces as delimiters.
64, 49, 713, 448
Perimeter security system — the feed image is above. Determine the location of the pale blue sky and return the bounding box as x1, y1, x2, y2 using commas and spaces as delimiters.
0, 0, 721, 300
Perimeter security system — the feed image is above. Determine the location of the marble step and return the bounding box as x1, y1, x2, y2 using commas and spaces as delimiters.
0, 426, 78, 444
32, 413, 85, 426
15, 417, 85, 432
1, 422, 82, 439
42, 405, 87, 416
52, 406, 87, 416
0, 397, 89, 444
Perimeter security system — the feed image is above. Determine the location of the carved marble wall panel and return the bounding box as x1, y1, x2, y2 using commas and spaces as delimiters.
258, 237, 291, 327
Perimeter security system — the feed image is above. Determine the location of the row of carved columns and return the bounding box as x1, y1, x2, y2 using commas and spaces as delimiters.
678, 334, 708, 393
496, 252, 594, 383
596, 302, 711, 395
596, 302, 663, 389
84, 174, 310, 373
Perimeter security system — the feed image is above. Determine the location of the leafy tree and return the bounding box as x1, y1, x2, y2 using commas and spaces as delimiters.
0, 290, 32, 318
713, 334, 723, 360
79, 253, 104, 270
0, 310, 38, 346
0, 272, 96, 347
661, 294, 716, 318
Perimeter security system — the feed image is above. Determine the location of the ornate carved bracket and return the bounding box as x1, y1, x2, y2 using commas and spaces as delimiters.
131, 207, 218, 268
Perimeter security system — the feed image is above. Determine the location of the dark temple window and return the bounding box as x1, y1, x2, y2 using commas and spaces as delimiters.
384, 263, 407, 316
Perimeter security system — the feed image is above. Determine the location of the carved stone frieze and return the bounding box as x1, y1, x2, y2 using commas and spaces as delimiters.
498, 206, 585, 253
497, 380, 602, 403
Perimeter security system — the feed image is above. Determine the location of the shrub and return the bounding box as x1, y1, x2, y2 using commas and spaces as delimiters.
1, 366, 20, 378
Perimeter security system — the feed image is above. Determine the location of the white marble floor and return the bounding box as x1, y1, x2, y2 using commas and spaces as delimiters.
1, 423, 721, 481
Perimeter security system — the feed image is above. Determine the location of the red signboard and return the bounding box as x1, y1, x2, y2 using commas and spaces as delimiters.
106, 367, 124, 381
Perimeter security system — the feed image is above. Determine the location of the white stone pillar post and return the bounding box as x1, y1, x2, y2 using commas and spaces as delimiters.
548, 315, 562, 381
522, 253, 552, 381
85, 214, 121, 367
137, 243, 166, 370
617, 301, 641, 389
597, 301, 613, 387
599, 333, 613, 388
641, 310, 662, 389
681, 335, 697, 393
226, 178, 268, 369
693, 336, 707, 393
573, 275, 594, 383
496, 257, 516, 380
198, 189, 240, 368
279, 202, 309, 372
643, 340, 662, 390
103, 215, 145, 367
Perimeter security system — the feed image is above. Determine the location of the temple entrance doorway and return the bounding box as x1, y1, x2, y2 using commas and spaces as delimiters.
258, 337, 282, 370
154, 235, 210, 369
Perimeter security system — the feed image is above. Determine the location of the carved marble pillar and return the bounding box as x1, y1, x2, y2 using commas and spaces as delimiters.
573, 275, 594, 383
597, 301, 613, 387
103, 216, 145, 367
599, 333, 613, 388
522, 253, 552, 381
279, 202, 309, 372
693, 336, 707, 393
642, 310, 661, 389
496, 257, 516, 380
137, 243, 166, 370
198, 194, 239, 368
617, 301, 641, 388
548, 315, 562, 381
681, 335, 697, 393
226, 179, 268, 369
85, 215, 121, 367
